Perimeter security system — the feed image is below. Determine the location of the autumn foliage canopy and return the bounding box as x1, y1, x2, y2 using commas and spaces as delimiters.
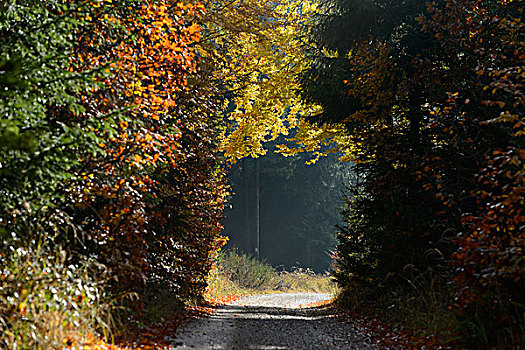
1, 0, 227, 346
301, 0, 523, 347
0, 0, 523, 349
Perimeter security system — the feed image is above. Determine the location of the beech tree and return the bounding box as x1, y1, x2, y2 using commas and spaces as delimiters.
196, 0, 324, 160
68, 0, 229, 301
2, 2, 228, 345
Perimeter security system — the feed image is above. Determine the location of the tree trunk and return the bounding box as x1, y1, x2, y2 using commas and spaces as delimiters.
243, 157, 251, 253
255, 157, 260, 260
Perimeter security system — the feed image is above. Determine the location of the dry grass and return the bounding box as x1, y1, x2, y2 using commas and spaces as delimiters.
279, 268, 338, 294
205, 249, 338, 301
0, 242, 112, 349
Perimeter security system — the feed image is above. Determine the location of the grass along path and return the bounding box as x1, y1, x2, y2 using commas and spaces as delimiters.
205, 249, 338, 303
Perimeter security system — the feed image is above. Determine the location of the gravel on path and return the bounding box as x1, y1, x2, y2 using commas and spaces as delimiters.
170, 293, 379, 350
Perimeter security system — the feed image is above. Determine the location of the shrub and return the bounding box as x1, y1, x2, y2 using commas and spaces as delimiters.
206, 249, 338, 300
215, 249, 280, 290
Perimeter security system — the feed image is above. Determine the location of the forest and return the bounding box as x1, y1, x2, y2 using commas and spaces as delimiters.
223, 142, 354, 272
0, 0, 523, 349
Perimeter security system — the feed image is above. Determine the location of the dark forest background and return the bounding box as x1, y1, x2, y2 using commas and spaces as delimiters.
222, 141, 354, 272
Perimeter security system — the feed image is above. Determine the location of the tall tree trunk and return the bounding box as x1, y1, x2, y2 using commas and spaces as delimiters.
255, 157, 260, 260
243, 157, 251, 253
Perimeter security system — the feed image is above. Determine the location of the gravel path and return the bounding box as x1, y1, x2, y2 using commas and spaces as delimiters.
170, 293, 378, 349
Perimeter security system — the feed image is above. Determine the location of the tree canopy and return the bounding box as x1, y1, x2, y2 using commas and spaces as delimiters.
300, 0, 524, 347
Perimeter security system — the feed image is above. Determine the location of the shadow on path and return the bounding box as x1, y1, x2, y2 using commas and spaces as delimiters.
173, 295, 377, 350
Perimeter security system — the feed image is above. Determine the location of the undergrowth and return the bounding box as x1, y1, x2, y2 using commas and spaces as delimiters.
0, 236, 112, 349
205, 249, 337, 301
334, 269, 462, 349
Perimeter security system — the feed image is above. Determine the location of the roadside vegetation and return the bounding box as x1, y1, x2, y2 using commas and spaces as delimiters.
0, 0, 314, 348
1, 241, 111, 348
1, 0, 522, 349
205, 249, 337, 301
305, 1, 524, 349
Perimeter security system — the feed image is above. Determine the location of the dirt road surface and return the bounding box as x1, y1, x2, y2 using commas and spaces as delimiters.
170, 293, 379, 349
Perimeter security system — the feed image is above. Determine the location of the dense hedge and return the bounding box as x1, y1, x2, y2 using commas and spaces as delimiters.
1, 1, 227, 347
302, 0, 524, 348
